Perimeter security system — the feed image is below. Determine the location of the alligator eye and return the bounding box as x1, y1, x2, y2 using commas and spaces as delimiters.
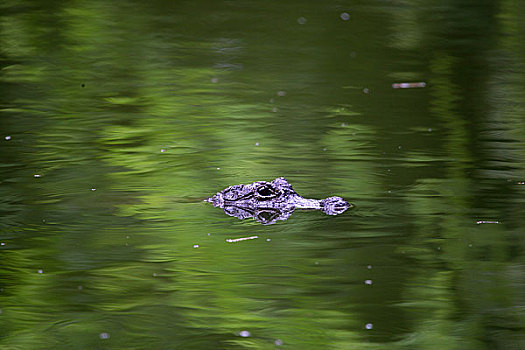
256, 184, 279, 199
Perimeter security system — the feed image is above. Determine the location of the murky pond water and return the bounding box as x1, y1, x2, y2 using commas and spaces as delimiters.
1, 1, 525, 349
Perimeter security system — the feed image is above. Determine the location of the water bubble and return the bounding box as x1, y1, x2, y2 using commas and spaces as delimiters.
160, 149, 166, 153
239, 330, 251, 337
37, 269, 43, 274
99, 332, 110, 339
367, 265, 372, 269
5, 136, 11, 141
211, 77, 219, 83
1, 243, 5, 246
277, 90, 287, 97
340, 12, 350, 21
91, 188, 96, 191
78, 285, 83, 290
269, 98, 275, 103
34, 174, 41, 178
363, 88, 369, 94
428, 128, 433, 132
365, 279, 373, 285
153, 273, 157, 277
297, 17, 307, 25
272, 107, 278, 113
255, 142, 259, 146
266, 238, 271, 242
216, 167, 221, 170
275, 339, 283, 346
193, 244, 200, 248
365, 323, 373, 330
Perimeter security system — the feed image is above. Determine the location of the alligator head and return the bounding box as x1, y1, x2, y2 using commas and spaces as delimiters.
206, 177, 351, 224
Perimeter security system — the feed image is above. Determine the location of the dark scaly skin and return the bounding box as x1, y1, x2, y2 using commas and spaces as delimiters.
206, 177, 351, 224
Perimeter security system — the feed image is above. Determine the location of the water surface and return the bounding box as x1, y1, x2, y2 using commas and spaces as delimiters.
1, 1, 525, 349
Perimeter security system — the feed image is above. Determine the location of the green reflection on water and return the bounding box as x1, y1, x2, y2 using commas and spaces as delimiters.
1, 0, 525, 349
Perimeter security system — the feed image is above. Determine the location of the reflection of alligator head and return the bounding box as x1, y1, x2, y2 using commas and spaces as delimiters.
206, 177, 351, 224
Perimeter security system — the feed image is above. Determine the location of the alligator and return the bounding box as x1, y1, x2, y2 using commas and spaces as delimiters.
206, 177, 351, 224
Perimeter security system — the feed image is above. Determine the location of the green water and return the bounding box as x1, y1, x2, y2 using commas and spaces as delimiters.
1, 1, 525, 349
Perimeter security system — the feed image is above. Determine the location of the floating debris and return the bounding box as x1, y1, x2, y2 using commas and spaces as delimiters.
364, 279, 373, 285
226, 236, 258, 243
340, 12, 350, 21
37, 269, 43, 274
99, 332, 110, 339
5, 136, 11, 141
297, 17, 307, 25
91, 188, 96, 191
476, 220, 500, 224
392, 82, 426, 89
365, 323, 373, 330
239, 330, 251, 337
275, 339, 283, 346
193, 244, 200, 248
34, 174, 41, 178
